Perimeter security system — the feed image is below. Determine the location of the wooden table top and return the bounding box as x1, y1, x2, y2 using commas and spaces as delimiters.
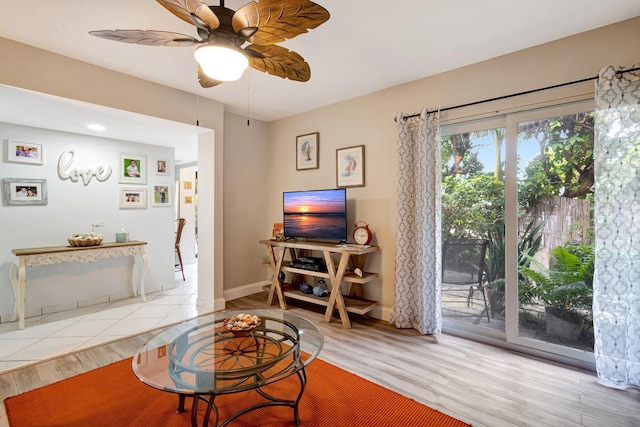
12, 240, 147, 256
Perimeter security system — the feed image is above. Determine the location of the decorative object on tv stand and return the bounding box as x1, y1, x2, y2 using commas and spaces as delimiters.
68, 223, 104, 247
296, 132, 319, 170
58, 149, 112, 185
2, 178, 47, 206
272, 222, 284, 240
313, 277, 328, 296
336, 144, 365, 188
5, 139, 44, 165
353, 221, 372, 245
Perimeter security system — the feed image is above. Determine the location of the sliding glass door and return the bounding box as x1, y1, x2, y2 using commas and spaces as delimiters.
507, 102, 595, 362
441, 100, 595, 364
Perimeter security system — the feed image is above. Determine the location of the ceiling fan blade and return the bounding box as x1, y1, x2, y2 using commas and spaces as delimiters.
194, 4, 220, 30
156, 0, 197, 25
197, 63, 224, 88
246, 44, 310, 82
89, 30, 199, 46
156, 0, 220, 30
232, 0, 330, 45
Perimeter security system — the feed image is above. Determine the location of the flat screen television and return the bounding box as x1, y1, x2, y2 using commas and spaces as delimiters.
283, 188, 347, 241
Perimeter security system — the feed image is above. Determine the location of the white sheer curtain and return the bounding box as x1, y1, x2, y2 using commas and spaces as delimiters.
390, 108, 442, 335
593, 64, 640, 389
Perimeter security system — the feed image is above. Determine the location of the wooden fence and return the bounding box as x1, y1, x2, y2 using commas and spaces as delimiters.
520, 196, 593, 249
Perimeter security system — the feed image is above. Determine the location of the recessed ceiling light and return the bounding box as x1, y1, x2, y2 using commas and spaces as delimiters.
87, 123, 106, 131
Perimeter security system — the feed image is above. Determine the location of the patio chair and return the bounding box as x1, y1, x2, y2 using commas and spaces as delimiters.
442, 238, 490, 323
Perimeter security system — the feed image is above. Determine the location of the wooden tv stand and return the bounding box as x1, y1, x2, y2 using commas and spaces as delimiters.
260, 239, 380, 328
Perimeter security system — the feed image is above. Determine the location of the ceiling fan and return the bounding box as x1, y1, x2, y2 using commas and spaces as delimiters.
90, 0, 330, 87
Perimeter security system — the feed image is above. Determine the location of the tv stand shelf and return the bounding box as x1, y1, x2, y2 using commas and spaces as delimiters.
280, 261, 379, 284
261, 284, 378, 316
260, 239, 380, 328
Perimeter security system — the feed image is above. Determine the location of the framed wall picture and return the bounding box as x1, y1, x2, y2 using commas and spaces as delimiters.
6, 139, 44, 165
336, 145, 365, 188
119, 187, 147, 209
296, 132, 319, 170
151, 184, 172, 206
154, 158, 170, 176
2, 178, 47, 205
119, 153, 147, 184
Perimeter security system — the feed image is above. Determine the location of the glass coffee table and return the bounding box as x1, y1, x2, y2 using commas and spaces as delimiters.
133, 309, 324, 427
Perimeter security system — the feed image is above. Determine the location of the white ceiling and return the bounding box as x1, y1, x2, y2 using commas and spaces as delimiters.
1, 1, 639, 163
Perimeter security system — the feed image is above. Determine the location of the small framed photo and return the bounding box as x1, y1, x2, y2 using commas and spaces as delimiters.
151, 184, 172, 207
154, 158, 170, 176
184, 181, 193, 190
6, 139, 44, 165
336, 145, 365, 188
2, 178, 47, 205
296, 132, 319, 170
119, 187, 147, 209
119, 153, 147, 184
272, 222, 284, 240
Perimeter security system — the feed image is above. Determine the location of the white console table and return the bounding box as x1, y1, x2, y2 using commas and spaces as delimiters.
9, 241, 148, 329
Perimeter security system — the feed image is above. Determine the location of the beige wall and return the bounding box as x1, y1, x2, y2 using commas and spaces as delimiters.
265, 16, 640, 320
223, 112, 270, 292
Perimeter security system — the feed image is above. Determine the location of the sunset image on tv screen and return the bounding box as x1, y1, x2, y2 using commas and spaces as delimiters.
284, 190, 345, 214
283, 189, 346, 240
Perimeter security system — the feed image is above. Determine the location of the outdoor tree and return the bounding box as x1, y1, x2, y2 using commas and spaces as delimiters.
518, 112, 594, 208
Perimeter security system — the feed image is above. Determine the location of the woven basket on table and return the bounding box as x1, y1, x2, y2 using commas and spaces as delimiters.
68, 233, 103, 247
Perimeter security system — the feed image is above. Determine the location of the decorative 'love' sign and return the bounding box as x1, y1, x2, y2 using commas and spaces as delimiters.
58, 149, 112, 185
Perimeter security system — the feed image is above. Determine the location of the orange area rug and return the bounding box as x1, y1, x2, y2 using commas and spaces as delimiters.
5, 357, 470, 427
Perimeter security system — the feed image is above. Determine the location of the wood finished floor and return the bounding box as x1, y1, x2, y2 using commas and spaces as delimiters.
1, 292, 639, 427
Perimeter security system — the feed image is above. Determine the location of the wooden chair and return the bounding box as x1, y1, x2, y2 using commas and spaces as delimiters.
175, 218, 186, 281
442, 238, 491, 322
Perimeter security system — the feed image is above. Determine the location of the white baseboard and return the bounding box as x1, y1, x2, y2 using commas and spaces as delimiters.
196, 296, 218, 312
224, 281, 269, 301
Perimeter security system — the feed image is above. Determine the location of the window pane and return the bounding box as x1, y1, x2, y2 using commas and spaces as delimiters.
517, 112, 594, 352
441, 128, 505, 332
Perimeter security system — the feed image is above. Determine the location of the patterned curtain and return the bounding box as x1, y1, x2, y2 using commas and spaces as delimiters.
390, 108, 442, 335
593, 64, 640, 389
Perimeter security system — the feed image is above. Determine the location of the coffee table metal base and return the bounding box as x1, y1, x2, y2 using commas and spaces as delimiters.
177, 368, 307, 427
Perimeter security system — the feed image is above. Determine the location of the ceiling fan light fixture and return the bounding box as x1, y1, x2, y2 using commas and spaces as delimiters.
194, 45, 248, 82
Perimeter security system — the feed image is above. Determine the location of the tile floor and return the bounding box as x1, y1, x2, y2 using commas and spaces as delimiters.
0, 262, 207, 373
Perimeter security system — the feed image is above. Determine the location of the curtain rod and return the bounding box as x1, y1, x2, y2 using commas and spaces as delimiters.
396, 66, 640, 121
